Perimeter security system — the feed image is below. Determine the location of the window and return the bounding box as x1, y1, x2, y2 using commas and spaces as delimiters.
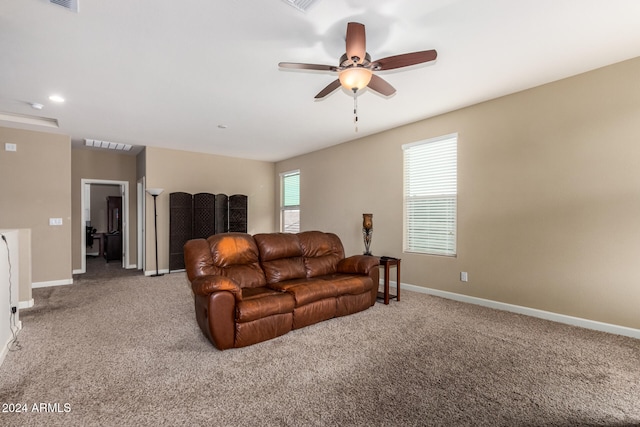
403, 134, 457, 256
281, 170, 300, 233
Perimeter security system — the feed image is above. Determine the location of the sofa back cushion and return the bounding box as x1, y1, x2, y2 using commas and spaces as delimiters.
298, 231, 345, 277
184, 238, 218, 281
207, 233, 267, 288
254, 233, 306, 284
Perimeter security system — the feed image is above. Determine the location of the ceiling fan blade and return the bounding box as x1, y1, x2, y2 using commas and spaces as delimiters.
373, 49, 438, 71
346, 22, 366, 65
279, 62, 337, 72
314, 79, 342, 99
367, 74, 396, 96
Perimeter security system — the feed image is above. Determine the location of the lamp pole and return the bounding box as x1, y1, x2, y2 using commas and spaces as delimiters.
146, 188, 164, 277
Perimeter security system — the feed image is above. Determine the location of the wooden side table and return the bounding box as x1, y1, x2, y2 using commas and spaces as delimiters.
377, 257, 401, 305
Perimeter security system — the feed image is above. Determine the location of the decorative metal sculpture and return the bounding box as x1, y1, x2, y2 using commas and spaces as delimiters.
362, 213, 373, 255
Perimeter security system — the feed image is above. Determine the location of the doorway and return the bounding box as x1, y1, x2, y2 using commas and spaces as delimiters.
80, 179, 130, 275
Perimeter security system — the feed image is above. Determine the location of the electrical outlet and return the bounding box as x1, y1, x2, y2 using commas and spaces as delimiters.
49, 218, 63, 226
460, 272, 469, 282
5, 143, 17, 152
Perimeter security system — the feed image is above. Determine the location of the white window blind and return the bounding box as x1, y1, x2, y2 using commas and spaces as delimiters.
281, 170, 300, 233
403, 134, 457, 256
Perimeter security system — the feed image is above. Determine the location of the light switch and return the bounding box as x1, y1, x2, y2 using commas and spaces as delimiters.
49, 218, 63, 226
5, 143, 17, 152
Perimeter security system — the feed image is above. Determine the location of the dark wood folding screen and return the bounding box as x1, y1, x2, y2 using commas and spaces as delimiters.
229, 194, 248, 232
169, 192, 193, 272
169, 192, 247, 271
214, 194, 228, 237
193, 193, 217, 239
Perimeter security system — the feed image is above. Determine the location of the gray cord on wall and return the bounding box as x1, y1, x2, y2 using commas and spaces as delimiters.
1, 234, 21, 351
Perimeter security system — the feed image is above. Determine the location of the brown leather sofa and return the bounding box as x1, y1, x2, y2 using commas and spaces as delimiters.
184, 231, 380, 350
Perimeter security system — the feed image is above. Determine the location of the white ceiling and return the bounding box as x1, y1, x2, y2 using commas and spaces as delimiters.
2, 0, 640, 162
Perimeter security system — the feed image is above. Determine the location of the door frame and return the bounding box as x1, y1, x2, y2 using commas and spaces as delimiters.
80, 179, 130, 274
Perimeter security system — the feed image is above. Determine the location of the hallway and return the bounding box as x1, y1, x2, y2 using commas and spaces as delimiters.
75, 256, 141, 282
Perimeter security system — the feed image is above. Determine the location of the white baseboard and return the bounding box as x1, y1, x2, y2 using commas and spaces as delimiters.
19, 299, 34, 309
74, 265, 137, 275
32, 278, 73, 289
398, 282, 640, 340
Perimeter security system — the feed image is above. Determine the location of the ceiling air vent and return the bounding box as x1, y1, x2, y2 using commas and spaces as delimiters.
85, 139, 133, 152
49, 0, 79, 13
282, 0, 318, 13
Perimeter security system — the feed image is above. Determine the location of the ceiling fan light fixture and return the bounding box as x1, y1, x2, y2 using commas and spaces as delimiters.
339, 67, 372, 91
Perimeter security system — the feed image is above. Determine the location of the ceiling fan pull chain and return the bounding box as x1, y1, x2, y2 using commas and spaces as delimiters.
353, 89, 359, 132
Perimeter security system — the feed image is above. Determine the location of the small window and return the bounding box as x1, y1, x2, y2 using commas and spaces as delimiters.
403, 134, 458, 256
281, 170, 300, 233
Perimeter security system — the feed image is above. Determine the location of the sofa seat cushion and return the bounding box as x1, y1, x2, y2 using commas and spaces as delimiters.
315, 273, 374, 296
269, 278, 338, 307
236, 287, 295, 323
267, 277, 315, 292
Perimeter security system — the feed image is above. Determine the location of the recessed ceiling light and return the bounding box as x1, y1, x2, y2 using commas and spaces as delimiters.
49, 95, 65, 103
30, 103, 44, 110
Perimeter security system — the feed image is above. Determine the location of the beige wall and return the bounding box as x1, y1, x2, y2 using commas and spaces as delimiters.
144, 147, 275, 274
0, 127, 72, 287
276, 57, 640, 330
71, 149, 138, 271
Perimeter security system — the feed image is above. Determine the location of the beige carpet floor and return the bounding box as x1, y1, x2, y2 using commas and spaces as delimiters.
1, 271, 639, 426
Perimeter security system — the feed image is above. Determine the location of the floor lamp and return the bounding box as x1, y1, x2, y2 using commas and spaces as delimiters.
146, 188, 164, 277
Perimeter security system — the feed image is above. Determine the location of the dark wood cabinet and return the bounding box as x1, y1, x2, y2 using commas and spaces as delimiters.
107, 196, 122, 233
105, 196, 122, 262
104, 233, 122, 262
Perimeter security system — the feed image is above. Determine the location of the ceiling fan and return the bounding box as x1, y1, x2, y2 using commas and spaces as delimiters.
278, 22, 438, 99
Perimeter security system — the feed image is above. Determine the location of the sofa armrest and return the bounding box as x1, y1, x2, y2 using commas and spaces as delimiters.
191, 275, 242, 301
338, 255, 380, 275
